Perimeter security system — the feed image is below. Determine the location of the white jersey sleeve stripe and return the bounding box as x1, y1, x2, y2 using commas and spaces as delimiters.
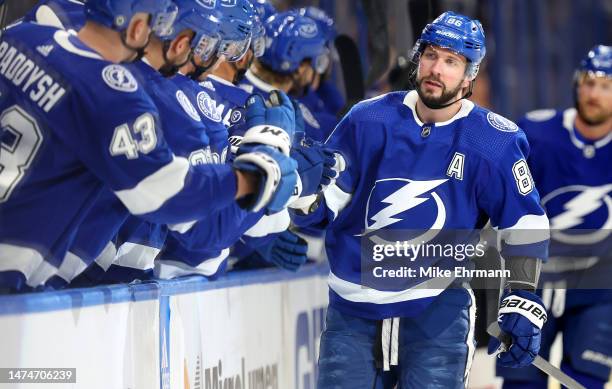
0, 244, 46, 283
498, 214, 550, 245
57, 251, 88, 282
155, 248, 229, 279
244, 209, 290, 237
114, 156, 190, 215
113, 242, 160, 270
323, 183, 352, 220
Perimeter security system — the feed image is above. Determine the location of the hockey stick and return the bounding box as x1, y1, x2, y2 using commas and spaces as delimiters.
475, 242, 586, 389
486, 322, 586, 389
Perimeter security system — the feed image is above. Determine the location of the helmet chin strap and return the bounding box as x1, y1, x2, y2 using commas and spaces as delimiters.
189, 55, 218, 81
159, 41, 193, 78
420, 79, 474, 110
120, 30, 151, 63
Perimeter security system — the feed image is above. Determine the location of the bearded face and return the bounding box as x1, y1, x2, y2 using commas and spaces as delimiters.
576, 73, 612, 126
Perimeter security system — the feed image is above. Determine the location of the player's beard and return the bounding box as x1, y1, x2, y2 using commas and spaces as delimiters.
576, 99, 611, 126
416, 75, 464, 108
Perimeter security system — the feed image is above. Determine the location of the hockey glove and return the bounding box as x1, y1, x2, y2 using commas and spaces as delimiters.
233, 145, 298, 213
254, 230, 308, 272
487, 289, 547, 368
240, 91, 295, 156
288, 143, 339, 209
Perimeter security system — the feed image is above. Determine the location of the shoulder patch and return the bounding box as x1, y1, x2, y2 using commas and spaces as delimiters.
176, 90, 201, 122
525, 109, 557, 122
299, 103, 320, 129
229, 108, 243, 125
196, 91, 223, 122
102, 65, 138, 92
487, 112, 518, 132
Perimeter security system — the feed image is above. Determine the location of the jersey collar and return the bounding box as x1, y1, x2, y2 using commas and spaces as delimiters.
207, 74, 235, 87
53, 30, 103, 60
402, 90, 474, 127
244, 69, 276, 93
563, 108, 612, 150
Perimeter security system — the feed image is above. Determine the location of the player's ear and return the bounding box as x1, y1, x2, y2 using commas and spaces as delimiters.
126, 13, 151, 47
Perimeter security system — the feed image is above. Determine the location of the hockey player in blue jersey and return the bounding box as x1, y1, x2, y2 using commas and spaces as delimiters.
496, 45, 612, 389
68, 0, 234, 284
0, 0, 298, 292
291, 12, 551, 388
239, 10, 335, 143
296, 6, 345, 118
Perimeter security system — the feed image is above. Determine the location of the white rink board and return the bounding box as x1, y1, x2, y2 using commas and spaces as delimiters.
165, 265, 329, 389
0, 264, 329, 389
0, 284, 160, 389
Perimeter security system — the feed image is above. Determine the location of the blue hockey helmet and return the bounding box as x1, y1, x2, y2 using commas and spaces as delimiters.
163, 0, 221, 62
250, 15, 266, 58
413, 11, 486, 79
84, 0, 178, 37
576, 45, 612, 78
216, 0, 256, 62
260, 11, 328, 74
250, 0, 276, 23
297, 6, 336, 44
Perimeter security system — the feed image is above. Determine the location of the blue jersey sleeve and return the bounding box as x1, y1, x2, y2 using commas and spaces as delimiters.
476, 130, 550, 259
58, 66, 238, 225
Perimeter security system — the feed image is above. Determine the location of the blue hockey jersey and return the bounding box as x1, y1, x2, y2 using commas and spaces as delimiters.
292, 91, 551, 319
519, 108, 612, 304
0, 24, 237, 290
22, 0, 85, 31
239, 70, 335, 142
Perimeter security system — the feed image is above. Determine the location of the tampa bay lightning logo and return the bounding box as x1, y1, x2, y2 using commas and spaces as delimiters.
196, 91, 223, 122
298, 23, 318, 38
175, 90, 201, 122
101, 65, 137, 92
229, 108, 243, 124
365, 178, 448, 244
487, 112, 518, 132
542, 184, 612, 244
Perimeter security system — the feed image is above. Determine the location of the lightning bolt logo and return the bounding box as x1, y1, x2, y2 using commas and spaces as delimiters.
367, 179, 448, 230
549, 184, 612, 229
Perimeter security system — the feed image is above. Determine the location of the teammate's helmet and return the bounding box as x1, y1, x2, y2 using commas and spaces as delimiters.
250, 0, 276, 23
259, 11, 328, 74
164, 0, 221, 62
251, 16, 266, 58
297, 7, 336, 44
576, 45, 612, 79
84, 0, 178, 37
217, 0, 256, 62
412, 11, 486, 79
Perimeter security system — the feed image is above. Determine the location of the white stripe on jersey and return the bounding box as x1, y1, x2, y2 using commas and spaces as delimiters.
114, 242, 160, 270
114, 156, 190, 215
244, 209, 290, 237
0, 244, 58, 287
93, 241, 118, 271
497, 213, 550, 245
323, 183, 352, 220
57, 251, 88, 282
155, 248, 229, 279
327, 271, 452, 305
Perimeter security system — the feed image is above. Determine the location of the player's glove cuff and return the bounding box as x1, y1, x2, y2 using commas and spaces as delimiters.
233, 146, 298, 213
241, 125, 291, 156
498, 290, 547, 329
